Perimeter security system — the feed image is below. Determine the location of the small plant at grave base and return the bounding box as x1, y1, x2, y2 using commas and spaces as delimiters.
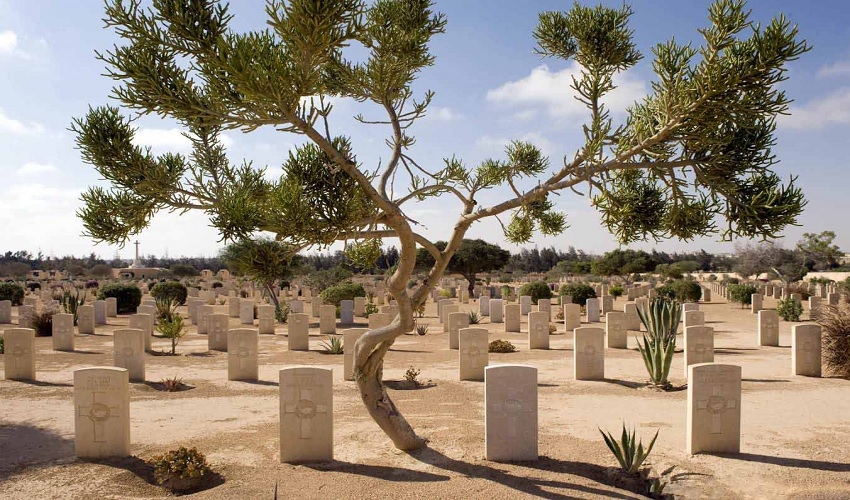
31, 306, 59, 337
415, 323, 428, 336
160, 376, 185, 392
59, 289, 86, 326
156, 311, 186, 355
489, 339, 517, 353
438, 289, 452, 299
275, 303, 290, 323
404, 367, 421, 387
555, 307, 564, 320
610, 285, 624, 300
416, 303, 425, 318
0, 335, 4, 354
599, 423, 659, 475
364, 302, 379, 318
468, 311, 481, 324
320, 334, 344, 354
636, 297, 681, 390
549, 323, 558, 335
777, 297, 803, 322
149, 446, 212, 493
819, 303, 850, 378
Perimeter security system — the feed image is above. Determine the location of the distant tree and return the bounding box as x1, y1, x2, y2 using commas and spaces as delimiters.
733, 241, 805, 282
796, 231, 842, 271
170, 264, 200, 278
0, 262, 31, 278
416, 239, 510, 295
592, 249, 655, 277
73, 0, 809, 450
88, 264, 113, 278
220, 238, 301, 309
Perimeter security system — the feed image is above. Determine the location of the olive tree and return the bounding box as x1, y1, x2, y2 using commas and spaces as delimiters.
72, 0, 808, 451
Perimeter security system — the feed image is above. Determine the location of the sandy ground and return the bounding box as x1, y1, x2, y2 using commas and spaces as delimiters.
1, 290, 849, 499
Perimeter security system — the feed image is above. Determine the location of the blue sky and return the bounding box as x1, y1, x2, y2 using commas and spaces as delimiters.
0, 0, 848, 261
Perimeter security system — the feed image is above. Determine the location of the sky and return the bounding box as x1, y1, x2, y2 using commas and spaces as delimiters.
1, 0, 849, 262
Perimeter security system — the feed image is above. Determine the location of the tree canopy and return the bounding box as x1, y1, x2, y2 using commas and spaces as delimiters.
73, 0, 809, 451
416, 239, 510, 293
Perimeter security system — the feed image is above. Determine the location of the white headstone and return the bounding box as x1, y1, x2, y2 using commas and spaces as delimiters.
240, 300, 255, 325
537, 299, 551, 321
93, 300, 107, 325
52, 313, 75, 351
519, 295, 532, 315
290, 299, 305, 314
227, 328, 259, 381
279, 366, 333, 463
489, 299, 504, 323
458, 327, 489, 381
128, 313, 153, 352
792, 324, 822, 377
228, 296, 241, 318
288, 313, 310, 351
319, 305, 337, 335
257, 304, 276, 335
339, 300, 354, 324
684, 326, 714, 377
574, 327, 605, 380
0, 300, 11, 323
528, 311, 549, 350
563, 303, 581, 331
479, 297, 490, 316
605, 312, 628, 349
687, 363, 741, 455
74, 367, 131, 458
368, 313, 390, 330
3, 328, 35, 380
757, 309, 779, 347
504, 304, 521, 333
353, 297, 366, 317
311, 297, 322, 318
104, 297, 118, 317
586, 298, 600, 323
113, 328, 145, 382
485, 365, 538, 461
208, 313, 229, 351
683, 310, 705, 330
77, 305, 95, 334
447, 311, 470, 350
197, 305, 214, 334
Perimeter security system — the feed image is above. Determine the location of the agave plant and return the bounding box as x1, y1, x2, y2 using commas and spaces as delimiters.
468, 311, 481, 324
635, 297, 681, 389
599, 423, 659, 475
320, 334, 344, 354
415, 323, 428, 336
59, 288, 86, 326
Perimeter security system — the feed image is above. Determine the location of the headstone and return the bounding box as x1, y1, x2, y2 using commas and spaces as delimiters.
605, 312, 628, 349
197, 305, 214, 334
290, 300, 305, 314
537, 299, 551, 321
519, 295, 532, 315
137, 304, 156, 319
485, 365, 537, 461
228, 296, 241, 318
208, 314, 229, 351
353, 297, 366, 317
52, 313, 75, 351
287, 313, 310, 351
479, 297, 490, 317
574, 327, 605, 381
311, 297, 322, 318
792, 324, 822, 377
319, 305, 337, 335
339, 300, 354, 324
751, 293, 763, 313
684, 326, 714, 377
0, 300, 11, 323
104, 297, 118, 317
240, 300, 255, 325
683, 310, 705, 330
73, 367, 131, 458
682, 303, 699, 322
702, 287, 711, 302
188, 298, 203, 325
447, 311, 470, 350
687, 363, 741, 455
279, 366, 333, 463
528, 311, 549, 350
368, 313, 390, 330
808, 296, 822, 321
601, 295, 614, 315
17, 305, 33, 329
441, 304, 459, 332
437, 299, 451, 321
757, 309, 779, 347
458, 328, 489, 381
504, 304, 521, 333
623, 303, 640, 331
563, 303, 581, 330
490, 299, 504, 323
227, 328, 259, 381
343, 328, 369, 381
77, 305, 95, 334
827, 293, 840, 306
113, 328, 145, 382
257, 304, 276, 334
93, 300, 107, 325
3, 328, 35, 380
586, 298, 600, 323
128, 313, 153, 352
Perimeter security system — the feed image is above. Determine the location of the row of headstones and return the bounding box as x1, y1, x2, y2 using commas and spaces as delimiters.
0, 299, 117, 327
66, 361, 751, 462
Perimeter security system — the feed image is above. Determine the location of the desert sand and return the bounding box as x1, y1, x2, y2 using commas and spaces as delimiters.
1, 290, 849, 499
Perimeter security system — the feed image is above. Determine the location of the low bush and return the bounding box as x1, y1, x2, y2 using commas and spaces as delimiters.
149, 446, 212, 493
31, 307, 57, 337
488, 339, 517, 353
320, 282, 366, 307
777, 297, 803, 321
559, 283, 597, 306
84, 280, 99, 289
820, 303, 850, 378
97, 283, 142, 314
670, 279, 702, 302
151, 281, 188, 306
727, 284, 758, 308
609, 285, 624, 299
26, 282, 41, 291
518, 281, 552, 305
0, 282, 25, 306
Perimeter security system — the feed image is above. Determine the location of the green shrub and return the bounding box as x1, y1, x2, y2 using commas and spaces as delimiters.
727, 284, 758, 308
320, 282, 366, 307
364, 302, 379, 318
97, 283, 142, 314
151, 281, 188, 306
320, 334, 344, 354
0, 334, 4, 354
559, 283, 597, 306
777, 297, 803, 321
609, 285, 624, 299
670, 279, 703, 302
0, 282, 24, 306
599, 424, 659, 475
438, 289, 452, 299
31, 307, 58, 337
488, 339, 517, 353
149, 446, 212, 493
156, 313, 186, 354
518, 281, 552, 305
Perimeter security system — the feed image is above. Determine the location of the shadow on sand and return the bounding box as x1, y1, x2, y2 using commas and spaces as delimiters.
0, 424, 74, 481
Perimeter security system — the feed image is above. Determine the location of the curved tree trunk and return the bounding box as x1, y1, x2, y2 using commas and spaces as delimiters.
464, 274, 476, 297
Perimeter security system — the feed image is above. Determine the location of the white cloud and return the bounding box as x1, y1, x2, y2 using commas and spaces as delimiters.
426, 106, 460, 122
16, 162, 58, 176
817, 60, 850, 78
0, 30, 17, 54
486, 63, 647, 120
476, 131, 556, 160
0, 109, 45, 135
133, 128, 235, 153
780, 88, 850, 130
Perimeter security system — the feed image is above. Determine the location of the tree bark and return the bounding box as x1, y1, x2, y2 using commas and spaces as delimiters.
464, 274, 475, 297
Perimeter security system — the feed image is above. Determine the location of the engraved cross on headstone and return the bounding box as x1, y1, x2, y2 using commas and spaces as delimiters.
534, 323, 547, 341
8, 343, 31, 372
695, 385, 737, 434
800, 339, 818, 366
689, 340, 710, 355
461, 346, 486, 368
582, 344, 602, 372
234, 339, 253, 371
78, 392, 121, 442
283, 387, 327, 439
491, 392, 534, 439
114, 346, 135, 364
